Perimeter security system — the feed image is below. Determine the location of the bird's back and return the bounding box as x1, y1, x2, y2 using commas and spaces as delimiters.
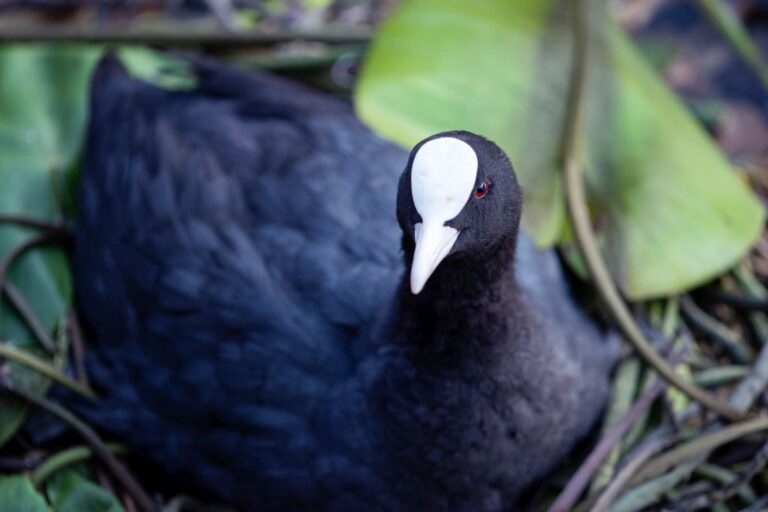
74, 56, 406, 503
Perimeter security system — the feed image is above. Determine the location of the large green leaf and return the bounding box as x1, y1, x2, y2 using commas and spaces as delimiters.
355, 0, 765, 299
0, 474, 53, 512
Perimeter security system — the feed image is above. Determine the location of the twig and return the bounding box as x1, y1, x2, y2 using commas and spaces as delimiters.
630, 416, 768, 485
560, 0, 743, 421
0, 24, 372, 46
695, 464, 757, 503
2, 282, 57, 354
0, 232, 68, 290
547, 378, 667, 512
590, 357, 641, 494
613, 317, 768, 509
0, 213, 69, 236
1, 382, 156, 512
729, 268, 768, 410
729, 337, 768, 411
665, 439, 768, 510
32, 444, 126, 486
0, 342, 95, 398
591, 435, 675, 512
707, 290, 768, 311
680, 295, 753, 364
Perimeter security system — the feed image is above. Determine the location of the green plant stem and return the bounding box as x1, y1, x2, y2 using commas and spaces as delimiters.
694, 366, 750, 387
1, 383, 156, 512
560, 0, 743, 422
680, 295, 753, 364
695, 463, 757, 503
590, 435, 674, 512
32, 444, 126, 486
696, 0, 768, 92
0, 342, 95, 398
590, 357, 641, 494
631, 416, 768, 485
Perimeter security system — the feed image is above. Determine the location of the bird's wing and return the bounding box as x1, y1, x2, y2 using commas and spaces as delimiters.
72, 56, 404, 499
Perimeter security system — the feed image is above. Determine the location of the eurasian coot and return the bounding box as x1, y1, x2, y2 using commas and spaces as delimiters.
72, 54, 613, 511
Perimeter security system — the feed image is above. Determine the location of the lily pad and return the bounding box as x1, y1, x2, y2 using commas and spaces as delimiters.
355, 0, 764, 299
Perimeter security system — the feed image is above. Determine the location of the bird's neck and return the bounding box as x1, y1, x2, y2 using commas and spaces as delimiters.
396, 233, 523, 358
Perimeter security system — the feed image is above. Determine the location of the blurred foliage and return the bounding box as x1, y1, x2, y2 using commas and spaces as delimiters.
356, 0, 765, 300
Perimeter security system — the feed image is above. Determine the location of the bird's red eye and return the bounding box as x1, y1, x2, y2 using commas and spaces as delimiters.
474, 180, 490, 198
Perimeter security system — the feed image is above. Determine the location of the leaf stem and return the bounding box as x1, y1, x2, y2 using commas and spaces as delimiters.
560, 0, 744, 422
0, 342, 95, 398
32, 444, 126, 486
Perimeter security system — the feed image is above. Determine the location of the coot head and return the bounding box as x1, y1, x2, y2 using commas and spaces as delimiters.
397, 131, 523, 294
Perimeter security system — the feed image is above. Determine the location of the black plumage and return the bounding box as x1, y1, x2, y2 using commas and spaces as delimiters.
72, 55, 614, 511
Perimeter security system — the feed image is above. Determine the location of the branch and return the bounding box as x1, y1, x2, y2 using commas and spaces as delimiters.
0, 23, 371, 46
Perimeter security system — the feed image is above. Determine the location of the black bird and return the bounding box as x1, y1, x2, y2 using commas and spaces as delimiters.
72, 55, 614, 511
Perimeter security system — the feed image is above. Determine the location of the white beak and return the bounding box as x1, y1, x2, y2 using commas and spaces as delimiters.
410, 221, 460, 294
408, 136, 478, 295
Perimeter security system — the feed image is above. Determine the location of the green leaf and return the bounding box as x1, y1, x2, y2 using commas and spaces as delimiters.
46, 468, 125, 512
355, 0, 765, 299
0, 474, 53, 512
0, 44, 100, 446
